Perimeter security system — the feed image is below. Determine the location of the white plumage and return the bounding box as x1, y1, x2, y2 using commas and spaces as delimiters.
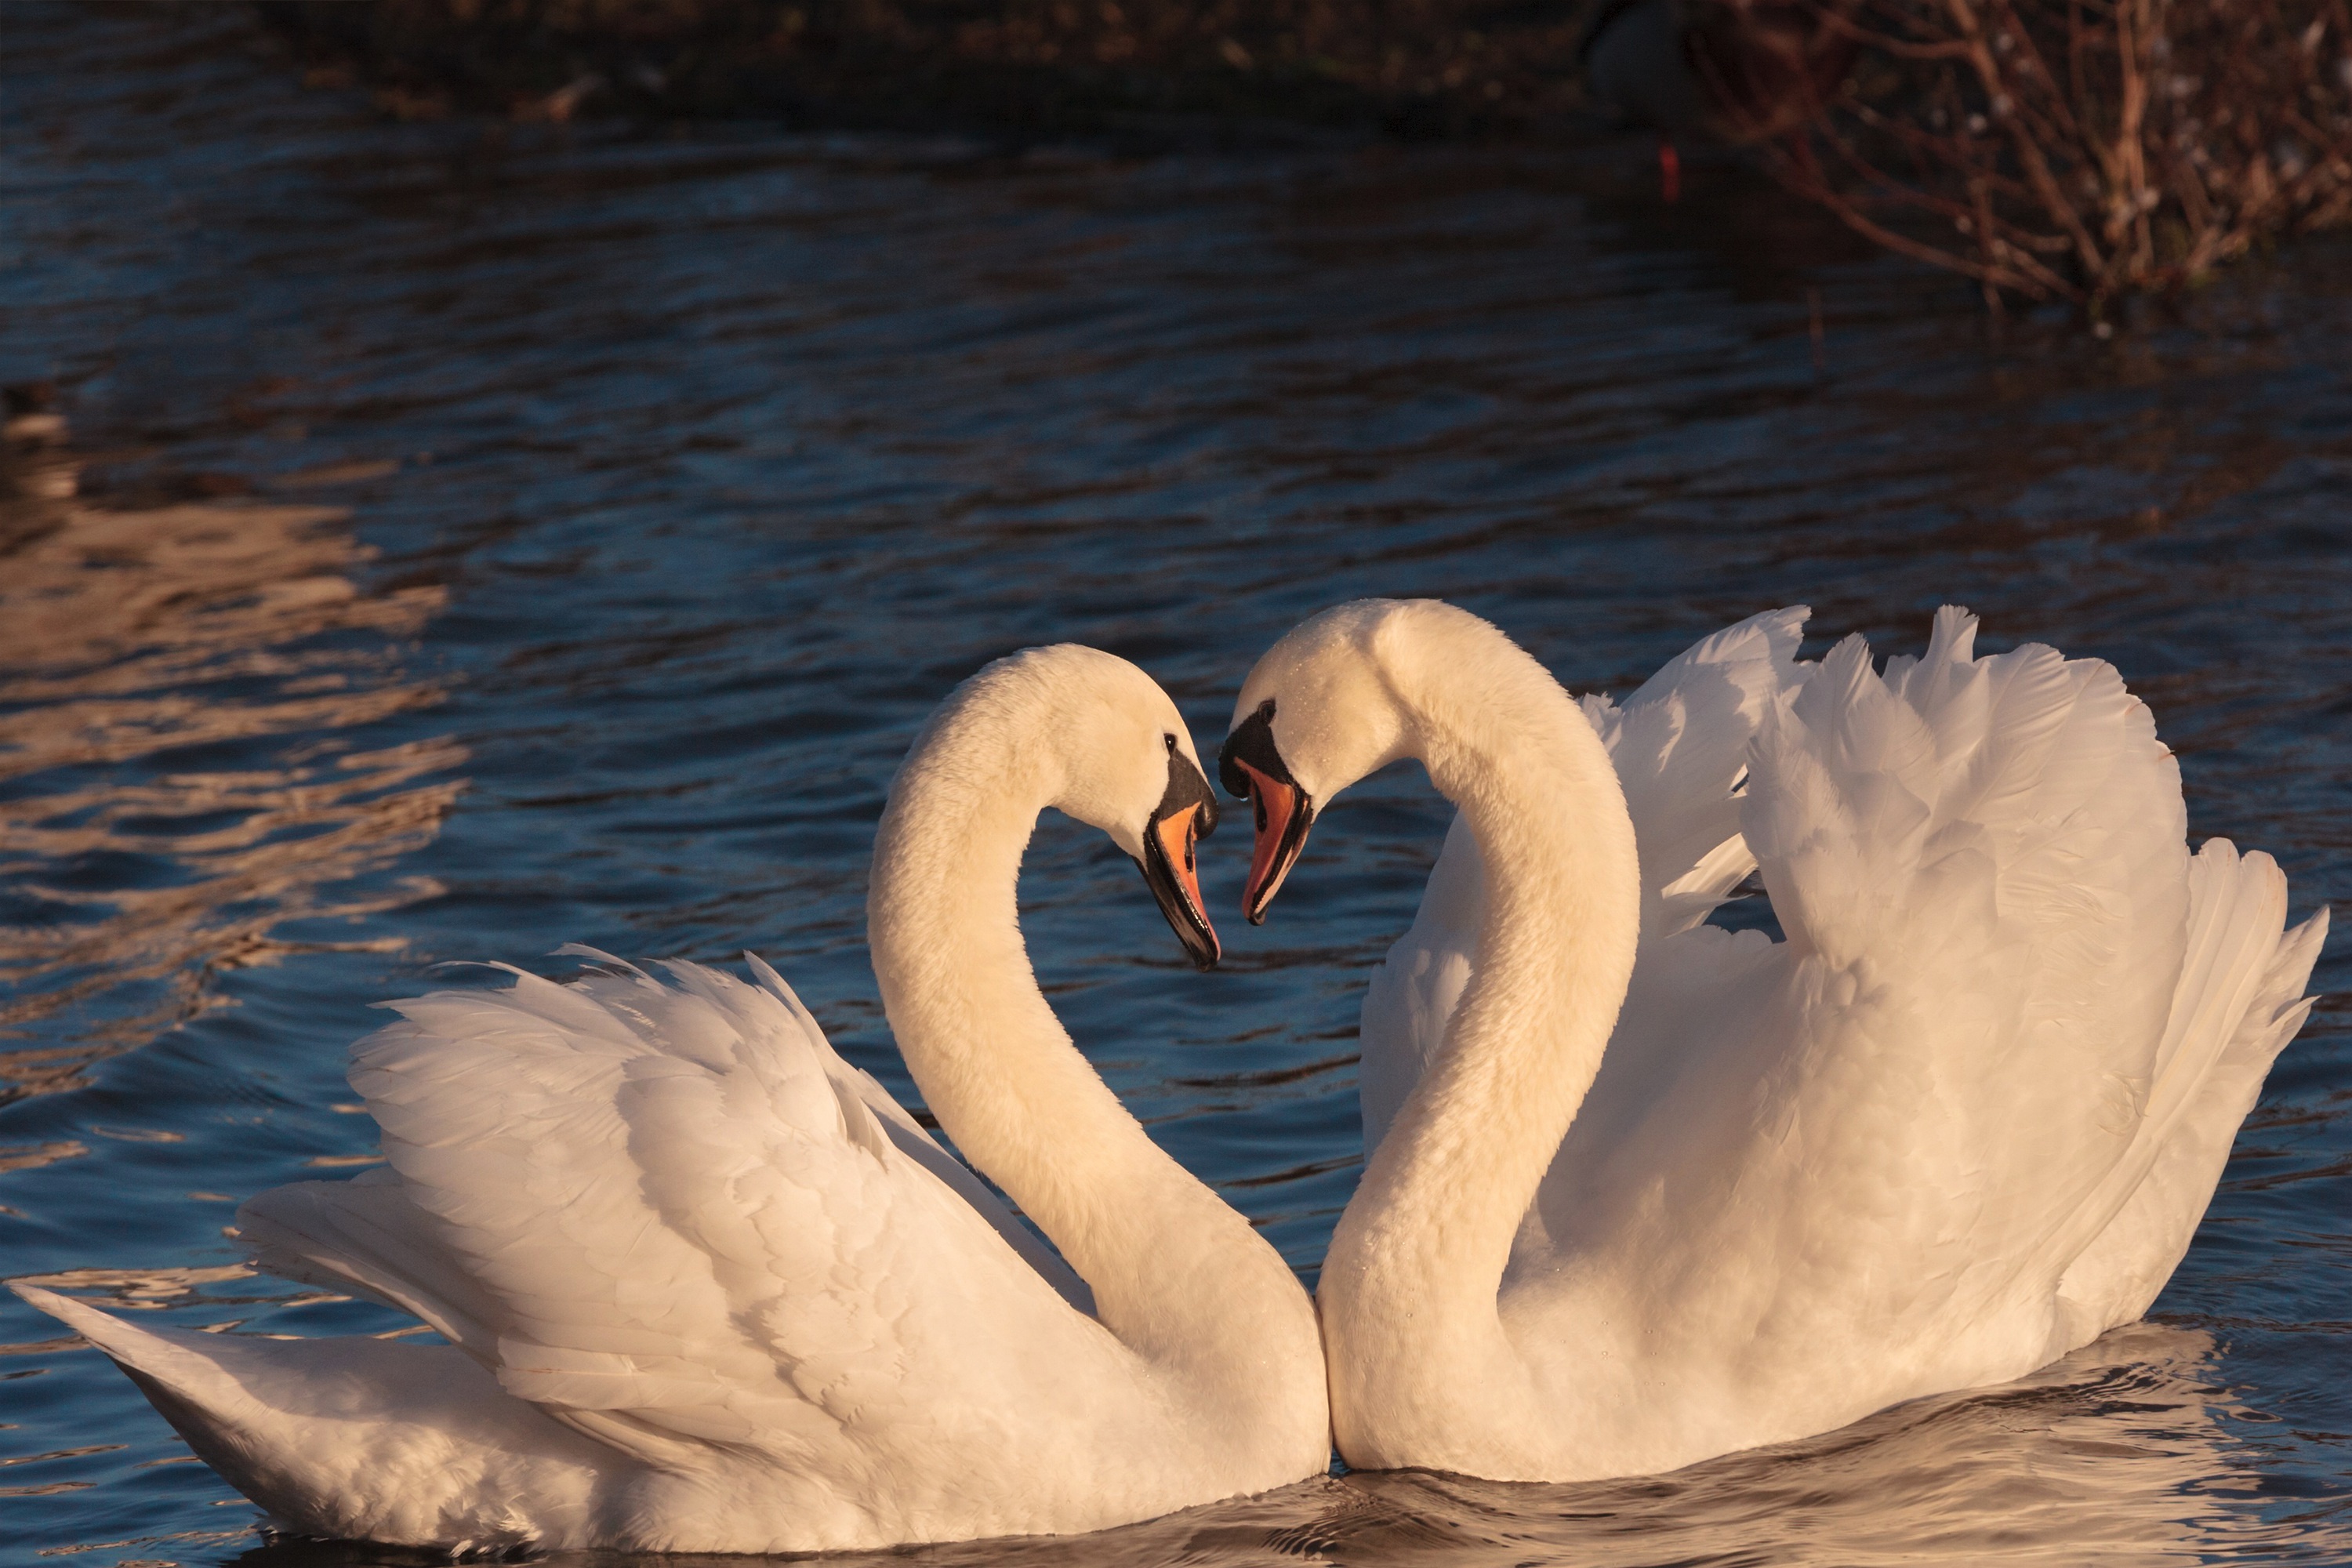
15, 646, 1328, 1553
1359, 607, 1807, 1156
1233, 600, 2323, 1481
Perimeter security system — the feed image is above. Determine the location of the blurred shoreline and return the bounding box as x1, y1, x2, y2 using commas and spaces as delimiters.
252, 0, 1615, 149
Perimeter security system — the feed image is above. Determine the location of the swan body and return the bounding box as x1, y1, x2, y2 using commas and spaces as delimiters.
1221, 600, 2322, 1482
15, 646, 1328, 1552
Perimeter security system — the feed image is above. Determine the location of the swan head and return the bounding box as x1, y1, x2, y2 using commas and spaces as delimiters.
929, 644, 1224, 967
1219, 601, 1438, 924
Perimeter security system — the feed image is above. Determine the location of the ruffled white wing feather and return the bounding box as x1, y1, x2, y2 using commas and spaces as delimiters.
1515, 609, 2319, 1433
240, 953, 1130, 1472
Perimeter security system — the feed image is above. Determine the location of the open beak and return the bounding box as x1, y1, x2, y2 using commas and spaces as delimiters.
1233, 763, 1313, 925
1139, 748, 1221, 970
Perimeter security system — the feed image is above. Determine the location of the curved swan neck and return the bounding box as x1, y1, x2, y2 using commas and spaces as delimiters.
866, 673, 1312, 1389
1328, 617, 1641, 1338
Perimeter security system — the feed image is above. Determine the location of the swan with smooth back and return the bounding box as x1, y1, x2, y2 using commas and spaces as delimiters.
13, 645, 1329, 1553
1221, 599, 2323, 1480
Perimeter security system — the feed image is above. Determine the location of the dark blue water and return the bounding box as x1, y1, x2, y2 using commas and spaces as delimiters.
5, 4, 2352, 1563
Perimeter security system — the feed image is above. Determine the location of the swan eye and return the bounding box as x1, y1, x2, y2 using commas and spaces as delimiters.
1163, 733, 1178, 756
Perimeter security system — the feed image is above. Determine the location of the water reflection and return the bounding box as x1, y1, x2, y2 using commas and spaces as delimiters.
5, 1263, 256, 1315
0, 451, 456, 1099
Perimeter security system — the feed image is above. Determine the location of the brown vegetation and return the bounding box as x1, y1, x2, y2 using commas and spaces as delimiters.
1732, 0, 2352, 307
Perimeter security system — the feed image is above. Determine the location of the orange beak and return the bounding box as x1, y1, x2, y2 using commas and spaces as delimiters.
1141, 799, 1219, 969
1236, 760, 1312, 925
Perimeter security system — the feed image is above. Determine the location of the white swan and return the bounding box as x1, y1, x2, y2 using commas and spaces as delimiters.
12, 645, 1330, 1553
1218, 599, 2323, 1482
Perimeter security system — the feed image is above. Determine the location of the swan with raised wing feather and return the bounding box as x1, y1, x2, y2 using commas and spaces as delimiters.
1219, 599, 2321, 1481
13, 644, 1330, 1553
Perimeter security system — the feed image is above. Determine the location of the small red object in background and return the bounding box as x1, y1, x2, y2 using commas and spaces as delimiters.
1658, 138, 1682, 203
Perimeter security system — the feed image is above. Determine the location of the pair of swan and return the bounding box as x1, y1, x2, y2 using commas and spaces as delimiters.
16, 603, 2321, 1552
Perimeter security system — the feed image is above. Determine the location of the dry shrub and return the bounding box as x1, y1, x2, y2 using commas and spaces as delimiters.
1731, 0, 2352, 306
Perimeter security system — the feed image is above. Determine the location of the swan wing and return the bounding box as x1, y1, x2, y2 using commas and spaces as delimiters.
1359, 607, 1809, 1155
1537, 608, 2313, 1407
1733, 605, 2193, 1275
239, 953, 1129, 1468
1583, 602, 1811, 939
2051, 845, 2325, 1338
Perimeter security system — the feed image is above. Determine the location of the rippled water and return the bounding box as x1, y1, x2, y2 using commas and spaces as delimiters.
5, 3, 2352, 1563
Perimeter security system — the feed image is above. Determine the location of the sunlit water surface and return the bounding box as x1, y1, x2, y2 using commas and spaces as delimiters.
5, 5, 2352, 1563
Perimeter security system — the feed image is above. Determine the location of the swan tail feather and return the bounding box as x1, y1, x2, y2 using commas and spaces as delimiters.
6, 1283, 593, 1548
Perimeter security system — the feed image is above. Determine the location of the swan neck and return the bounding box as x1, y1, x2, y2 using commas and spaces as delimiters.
866, 695, 1313, 1392
1334, 637, 1640, 1332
